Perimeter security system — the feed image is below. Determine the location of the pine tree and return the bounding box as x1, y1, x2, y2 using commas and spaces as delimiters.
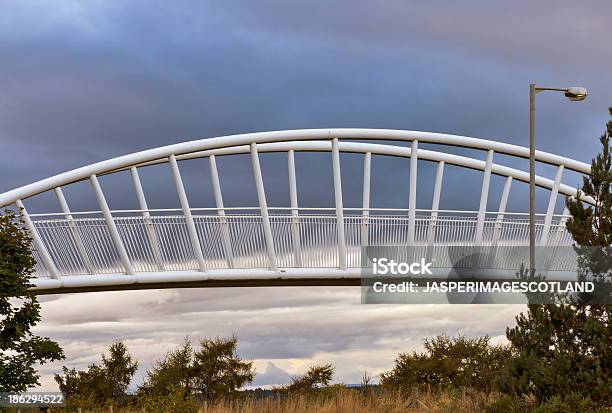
566, 108, 612, 248
55, 341, 137, 407
566, 107, 612, 304
505, 109, 612, 405
139, 336, 254, 402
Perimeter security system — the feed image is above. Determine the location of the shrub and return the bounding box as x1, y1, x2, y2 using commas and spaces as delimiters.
285, 364, 335, 394
533, 393, 608, 413
482, 394, 533, 413
381, 335, 513, 393
139, 387, 199, 413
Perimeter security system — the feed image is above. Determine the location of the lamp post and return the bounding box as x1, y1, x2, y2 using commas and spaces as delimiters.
529, 84, 587, 274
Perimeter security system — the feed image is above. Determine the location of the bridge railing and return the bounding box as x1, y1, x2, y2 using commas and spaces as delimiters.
28, 208, 573, 278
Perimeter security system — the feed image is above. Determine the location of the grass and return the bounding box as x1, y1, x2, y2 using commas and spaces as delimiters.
57, 389, 514, 413
198, 391, 499, 413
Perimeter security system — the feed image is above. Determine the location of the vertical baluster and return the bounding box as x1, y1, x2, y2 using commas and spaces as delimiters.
540, 165, 564, 246
288, 150, 302, 267
251, 143, 278, 271
54, 187, 94, 274
90, 175, 135, 275
361, 152, 371, 247
475, 150, 494, 246
169, 156, 207, 272
492, 176, 512, 246
332, 138, 347, 270
408, 140, 418, 244
16, 199, 60, 279
427, 161, 444, 245
130, 167, 165, 271
208, 155, 235, 268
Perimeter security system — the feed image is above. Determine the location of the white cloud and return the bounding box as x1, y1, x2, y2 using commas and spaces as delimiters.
33, 287, 523, 391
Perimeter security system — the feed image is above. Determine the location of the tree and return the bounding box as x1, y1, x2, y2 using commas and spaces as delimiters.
505, 109, 612, 405
139, 339, 194, 397
192, 336, 255, 401
380, 335, 512, 392
55, 341, 137, 407
139, 336, 254, 402
285, 364, 335, 393
566, 108, 612, 248
0, 209, 64, 392
54, 365, 106, 408
505, 305, 610, 403
101, 342, 139, 403
566, 107, 612, 304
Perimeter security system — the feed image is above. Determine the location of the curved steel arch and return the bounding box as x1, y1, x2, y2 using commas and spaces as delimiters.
0, 129, 590, 294
0, 129, 591, 206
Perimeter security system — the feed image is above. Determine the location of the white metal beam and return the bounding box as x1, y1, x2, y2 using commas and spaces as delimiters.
288, 150, 302, 267
251, 143, 278, 271
0, 129, 592, 209
16, 199, 60, 279
550, 206, 571, 246
130, 167, 165, 271
540, 165, 564, 246
168, 156, 207, 272
427, 161, 444, 245
475, 150, 494, 245
361, 152, 371, 247
90, 175, 135, 275
492, 176, 513, 245
27, 264, 580, 294
54, 187, 94, 274
408, 140, 418, 244
208, 155, 235, 268
332, 138, 347, 270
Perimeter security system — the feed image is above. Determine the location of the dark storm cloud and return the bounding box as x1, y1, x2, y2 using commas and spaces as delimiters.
1, 0, 610, 214
2, 0, 611, 390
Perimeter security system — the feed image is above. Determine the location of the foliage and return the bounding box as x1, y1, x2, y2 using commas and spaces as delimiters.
55, 341, 137, 407
139, 339, 193, 397
566, 108, 612, 248
0, 209, 64, 391
139, 386, 199, 413
532, 393, 608, 413
505, 302, 611, 404
139, 335, 254, 402
566, 107, 612, 303
380, 335, 513, 393
481, 393, 533, 413
285, 363, 335, 394
505, 109, 612, 406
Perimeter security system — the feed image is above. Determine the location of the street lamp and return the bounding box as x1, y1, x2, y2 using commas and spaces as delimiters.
529, 84, 587, 274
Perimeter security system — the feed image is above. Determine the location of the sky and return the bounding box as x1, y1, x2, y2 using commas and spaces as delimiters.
1, 0, 611, 390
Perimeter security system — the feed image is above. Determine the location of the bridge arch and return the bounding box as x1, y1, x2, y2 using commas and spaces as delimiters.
0, 129, 591, 294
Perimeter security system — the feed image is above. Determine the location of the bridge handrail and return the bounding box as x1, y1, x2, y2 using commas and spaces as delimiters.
0, 129, 592, 207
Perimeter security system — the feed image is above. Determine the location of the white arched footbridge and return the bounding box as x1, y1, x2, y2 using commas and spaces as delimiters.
0, 129, 591, 294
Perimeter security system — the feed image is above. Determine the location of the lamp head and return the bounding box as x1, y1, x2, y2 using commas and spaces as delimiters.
564, 87, 588, 101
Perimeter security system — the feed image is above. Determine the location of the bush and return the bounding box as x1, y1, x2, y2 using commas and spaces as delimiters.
381, 335, 513, 393
533, 393, 608, 413
284, 364, 335, 394
483, 394, 533, 413
139, 387, 199, 413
